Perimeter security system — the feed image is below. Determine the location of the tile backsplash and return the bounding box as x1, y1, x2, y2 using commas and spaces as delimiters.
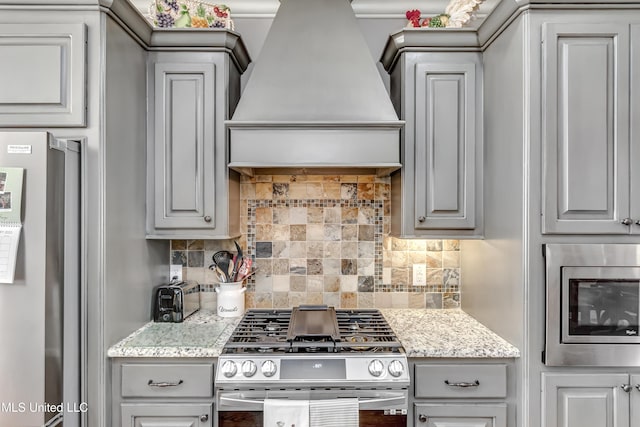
170, 174, 461, 310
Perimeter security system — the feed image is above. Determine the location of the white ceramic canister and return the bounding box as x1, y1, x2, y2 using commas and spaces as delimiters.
215, 282, 246, 317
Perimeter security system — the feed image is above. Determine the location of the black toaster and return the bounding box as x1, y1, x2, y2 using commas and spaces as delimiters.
153, 281, 200, 322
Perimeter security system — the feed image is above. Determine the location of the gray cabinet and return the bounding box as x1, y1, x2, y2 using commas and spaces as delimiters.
541, 373, 639, 427
385, 50, 483, 238
147, 52, 242, 239
415, 404, 507, 427
542, 22, 640, 234
0, 23, 86, 127
113, 360, 214, 427
121, 403, 212, 427
412, 363, 509, 427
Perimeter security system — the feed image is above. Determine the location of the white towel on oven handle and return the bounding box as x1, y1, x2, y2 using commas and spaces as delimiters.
309, 398, 359, 427
263, 398, 310, 427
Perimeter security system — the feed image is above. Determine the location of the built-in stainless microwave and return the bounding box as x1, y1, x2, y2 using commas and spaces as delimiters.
545, 244, 640, 366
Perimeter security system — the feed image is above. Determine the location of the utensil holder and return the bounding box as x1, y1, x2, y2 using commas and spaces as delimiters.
215, 282, 246, 317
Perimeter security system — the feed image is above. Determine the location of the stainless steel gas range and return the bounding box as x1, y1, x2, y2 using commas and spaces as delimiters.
215, 305, 409, 427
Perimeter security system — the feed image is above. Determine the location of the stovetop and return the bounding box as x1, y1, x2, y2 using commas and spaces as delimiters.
216, 307, 409, 387
223, 308, 404, 354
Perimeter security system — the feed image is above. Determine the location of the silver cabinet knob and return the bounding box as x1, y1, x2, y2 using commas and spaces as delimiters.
622, 384, 632, 393
204, 215, 212, 223
200, 414, 209, 422
418, 216, 426, 223
418, 414, 428, 423
635, 220, 640, 226
636, 384, 640, 392
621, 218, 633, 225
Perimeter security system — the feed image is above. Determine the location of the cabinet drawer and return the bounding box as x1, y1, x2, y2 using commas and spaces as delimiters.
414, 364, 506, 398
121, 363, 213, 398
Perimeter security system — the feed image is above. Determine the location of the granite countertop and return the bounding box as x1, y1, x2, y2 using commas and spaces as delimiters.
108, 309, 520, 359
107, 311, 240, 358
380, 309, 520, 358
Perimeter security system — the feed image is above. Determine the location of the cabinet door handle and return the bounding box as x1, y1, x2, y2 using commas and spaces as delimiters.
204, 215, 212, 223
621, 384, 632, 393
635, 220, 640, 226
200, 414, 209, 422
444, 379, 480, 388
621, 218, 633, 225
418, 414, 428, 423
147, 379, 184, 388
635, 384, 640, 392
418, 216, 426, 223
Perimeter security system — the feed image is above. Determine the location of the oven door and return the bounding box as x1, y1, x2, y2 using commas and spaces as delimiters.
216, 389, 408, 427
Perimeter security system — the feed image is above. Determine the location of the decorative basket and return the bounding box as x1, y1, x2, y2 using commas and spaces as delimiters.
148, 0, 234, 30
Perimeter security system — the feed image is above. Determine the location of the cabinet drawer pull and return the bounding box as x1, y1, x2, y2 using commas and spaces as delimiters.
418, 414, 428, 423
200, 414, 209, 422
204, 215, 212, 223
147, 379, 184, 388
418, 216, 426, 223
621, 218, 633, 226
622, 384, 632, 393
635, 384, 640, 392
444, 379, 480, 388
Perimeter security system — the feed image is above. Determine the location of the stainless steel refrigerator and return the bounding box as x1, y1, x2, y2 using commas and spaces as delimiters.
0, 132, 81, 427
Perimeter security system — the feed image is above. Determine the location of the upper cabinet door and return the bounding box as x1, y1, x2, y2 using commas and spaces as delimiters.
0, 23, 86, 127
630, 25, 640, 234
152, 62, 216, 231
542, 23, 630, 234
414, 62, 477, 230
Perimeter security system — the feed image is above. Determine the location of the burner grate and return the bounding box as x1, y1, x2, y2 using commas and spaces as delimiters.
223, 308, 403, 354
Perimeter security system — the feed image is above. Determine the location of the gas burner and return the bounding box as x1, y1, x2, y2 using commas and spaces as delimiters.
265, 322, 281, 332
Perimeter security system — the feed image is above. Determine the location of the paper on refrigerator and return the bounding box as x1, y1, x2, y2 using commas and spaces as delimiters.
0, 167, 23, 283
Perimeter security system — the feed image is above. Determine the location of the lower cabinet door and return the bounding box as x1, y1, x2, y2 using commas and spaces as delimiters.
542, 373, 630, 427
415, 403, 507, 427
121, 403, 212, 427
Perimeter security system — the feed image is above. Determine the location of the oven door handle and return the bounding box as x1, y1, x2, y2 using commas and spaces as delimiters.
218, 394, 406, 410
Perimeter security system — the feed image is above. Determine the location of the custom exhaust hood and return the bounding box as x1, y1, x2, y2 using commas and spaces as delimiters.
227, 0, 403, 175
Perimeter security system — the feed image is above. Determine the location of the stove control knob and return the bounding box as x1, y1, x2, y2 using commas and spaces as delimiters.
221, 360, 237, 378
368, 359, 385, 377
242, 360, 257, 377
261, 360, 277, 377
388, 360, 404, 377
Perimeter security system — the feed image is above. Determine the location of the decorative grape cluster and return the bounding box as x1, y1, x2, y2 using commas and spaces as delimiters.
163, 0, 179, 12
156, 12, 175, 27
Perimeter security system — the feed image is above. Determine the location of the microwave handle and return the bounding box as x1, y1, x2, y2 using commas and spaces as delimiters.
218, 394, 406, 410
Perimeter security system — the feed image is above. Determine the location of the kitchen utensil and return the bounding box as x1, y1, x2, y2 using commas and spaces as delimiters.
212, 250, 233, 265
212, 250, 233, 280
215, 266, 227, 283
233, 241, 243, 281
235, 258, 253, 281
227, 258, 235, 281
231, 253, 238, 281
